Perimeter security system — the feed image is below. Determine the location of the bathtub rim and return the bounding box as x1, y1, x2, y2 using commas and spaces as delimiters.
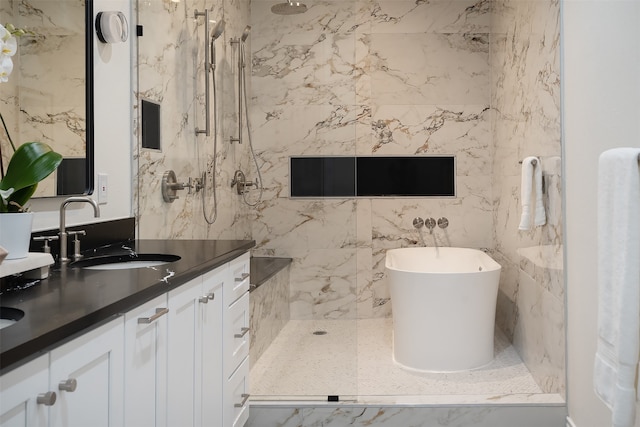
385, 246, 501, 274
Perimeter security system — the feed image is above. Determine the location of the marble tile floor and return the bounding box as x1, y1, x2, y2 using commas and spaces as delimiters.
250, 318, 564, 406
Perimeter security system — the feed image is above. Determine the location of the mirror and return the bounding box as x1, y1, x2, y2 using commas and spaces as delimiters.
0, 0, 94, 196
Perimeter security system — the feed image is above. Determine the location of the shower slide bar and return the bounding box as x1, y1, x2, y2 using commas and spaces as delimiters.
194, 8, 212, 136
229, 27, 250, 144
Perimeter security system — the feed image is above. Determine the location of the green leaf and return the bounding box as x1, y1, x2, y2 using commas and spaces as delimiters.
0, 142, 62, 212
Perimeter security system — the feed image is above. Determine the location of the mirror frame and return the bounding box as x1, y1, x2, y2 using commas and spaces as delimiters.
84, 0, 95, 195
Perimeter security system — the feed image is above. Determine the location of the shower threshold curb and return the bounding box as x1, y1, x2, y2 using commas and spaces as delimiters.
250, 392, 565, 407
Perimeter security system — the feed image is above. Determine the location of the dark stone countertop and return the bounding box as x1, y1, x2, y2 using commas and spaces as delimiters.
0, 239, 255, 374
250, 257, 292, 291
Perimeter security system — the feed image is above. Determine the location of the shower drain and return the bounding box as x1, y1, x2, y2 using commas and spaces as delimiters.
312, 330, 328, 335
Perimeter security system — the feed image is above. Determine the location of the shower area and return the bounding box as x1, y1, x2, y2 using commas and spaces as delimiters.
134, 0, 565, 423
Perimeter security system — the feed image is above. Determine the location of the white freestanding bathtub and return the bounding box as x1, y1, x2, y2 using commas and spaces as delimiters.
385, 247, 501, 372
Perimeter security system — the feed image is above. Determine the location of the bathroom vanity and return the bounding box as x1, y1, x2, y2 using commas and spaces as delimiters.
0, 239, 254, 427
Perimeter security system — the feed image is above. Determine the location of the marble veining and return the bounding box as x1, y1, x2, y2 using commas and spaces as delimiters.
134, 0, 253, 241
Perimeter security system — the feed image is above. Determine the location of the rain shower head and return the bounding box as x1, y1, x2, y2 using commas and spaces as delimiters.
211, 19, 225, 40
271, 0, 308, 15
241, 25, 251, 42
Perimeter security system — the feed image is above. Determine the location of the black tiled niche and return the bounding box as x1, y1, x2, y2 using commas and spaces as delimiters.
289, 156, 455, 198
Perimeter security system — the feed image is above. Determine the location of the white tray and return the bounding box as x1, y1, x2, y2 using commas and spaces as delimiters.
0, 252, 55, 279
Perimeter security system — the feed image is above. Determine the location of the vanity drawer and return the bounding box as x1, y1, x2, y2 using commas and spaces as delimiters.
225, 292, 250, 377
225, 356, 249, 427
227, 252, 250, 306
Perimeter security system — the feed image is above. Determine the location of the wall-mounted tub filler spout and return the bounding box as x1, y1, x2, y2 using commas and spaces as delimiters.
425, 218, 436, 234
59, 197, 100, 263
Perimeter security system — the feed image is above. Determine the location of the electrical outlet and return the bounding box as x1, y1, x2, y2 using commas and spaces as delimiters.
98, 173, 108, 204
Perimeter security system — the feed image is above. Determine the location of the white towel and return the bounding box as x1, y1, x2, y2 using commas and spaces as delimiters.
594, 147, 640, 427
518, 156, 546, 230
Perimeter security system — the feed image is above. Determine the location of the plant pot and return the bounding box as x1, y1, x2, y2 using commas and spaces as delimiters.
0, 212, 34, 260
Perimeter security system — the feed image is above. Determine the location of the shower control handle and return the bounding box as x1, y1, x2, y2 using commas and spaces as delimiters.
425, 218, 436, 230
437, 217, 449, 229
412, 217, 424, 229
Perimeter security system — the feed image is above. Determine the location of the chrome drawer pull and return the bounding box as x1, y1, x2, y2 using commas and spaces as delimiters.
199, 296, 209, 304
37, 391, 56, 406
207, 292, 215, 300
138, 307, 169, 324
234, 327, 250, 338
234, 393, 250, 408
58, 378, 77, 392
235, 273, 250, 282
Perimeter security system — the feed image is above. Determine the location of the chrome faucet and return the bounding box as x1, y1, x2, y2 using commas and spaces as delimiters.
59, 197, 100, 263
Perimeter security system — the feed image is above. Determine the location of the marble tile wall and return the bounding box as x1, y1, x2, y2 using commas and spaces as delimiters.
134, 0, 252, 240
250, 264, 291, 366
0, 0, 86, 198
490, 0, 563, 394
250, 0, 493, 319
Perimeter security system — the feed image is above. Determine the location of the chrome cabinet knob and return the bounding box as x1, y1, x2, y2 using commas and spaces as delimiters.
37, 391, 56, 406
58, 378, 77, 392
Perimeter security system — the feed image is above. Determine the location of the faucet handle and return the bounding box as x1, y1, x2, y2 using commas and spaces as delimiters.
67, 231, 86, 261
412, 217, 424, 229
33, 235, 60, 254
67, 230, 87, 238
437, 217, 449, 229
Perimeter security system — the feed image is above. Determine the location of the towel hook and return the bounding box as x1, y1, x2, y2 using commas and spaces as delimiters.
519, 158, 538, 166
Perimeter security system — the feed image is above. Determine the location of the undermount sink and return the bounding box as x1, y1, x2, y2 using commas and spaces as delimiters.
69, 254, 181, 270
0, 307, 25, 330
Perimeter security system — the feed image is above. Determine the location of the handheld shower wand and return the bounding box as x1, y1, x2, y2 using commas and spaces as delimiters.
210, 19, 225, 70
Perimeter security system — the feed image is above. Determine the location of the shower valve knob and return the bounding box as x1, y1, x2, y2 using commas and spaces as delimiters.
412, 217, 424, 229
437, 217, 449, 229
425, 218, 436, 230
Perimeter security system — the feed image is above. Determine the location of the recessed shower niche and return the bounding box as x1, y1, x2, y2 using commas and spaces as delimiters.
289, 156, 455, 198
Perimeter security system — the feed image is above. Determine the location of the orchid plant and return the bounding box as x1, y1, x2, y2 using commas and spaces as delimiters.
0, 23, 62, 213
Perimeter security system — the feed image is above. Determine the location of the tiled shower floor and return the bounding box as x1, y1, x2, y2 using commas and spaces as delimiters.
250, 318, 564, 405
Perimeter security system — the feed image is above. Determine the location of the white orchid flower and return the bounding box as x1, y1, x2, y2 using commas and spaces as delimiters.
0, 24, 17, 57
0, 55, 13, 82
0, 188, 15, 206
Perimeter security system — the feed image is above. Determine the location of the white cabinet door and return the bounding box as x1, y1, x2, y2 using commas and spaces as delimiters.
0, 354, 50, 427
49, 317, 124, 427
167, 277, 202, 427
198, 265, 226, 427
124, 294, 169, 427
